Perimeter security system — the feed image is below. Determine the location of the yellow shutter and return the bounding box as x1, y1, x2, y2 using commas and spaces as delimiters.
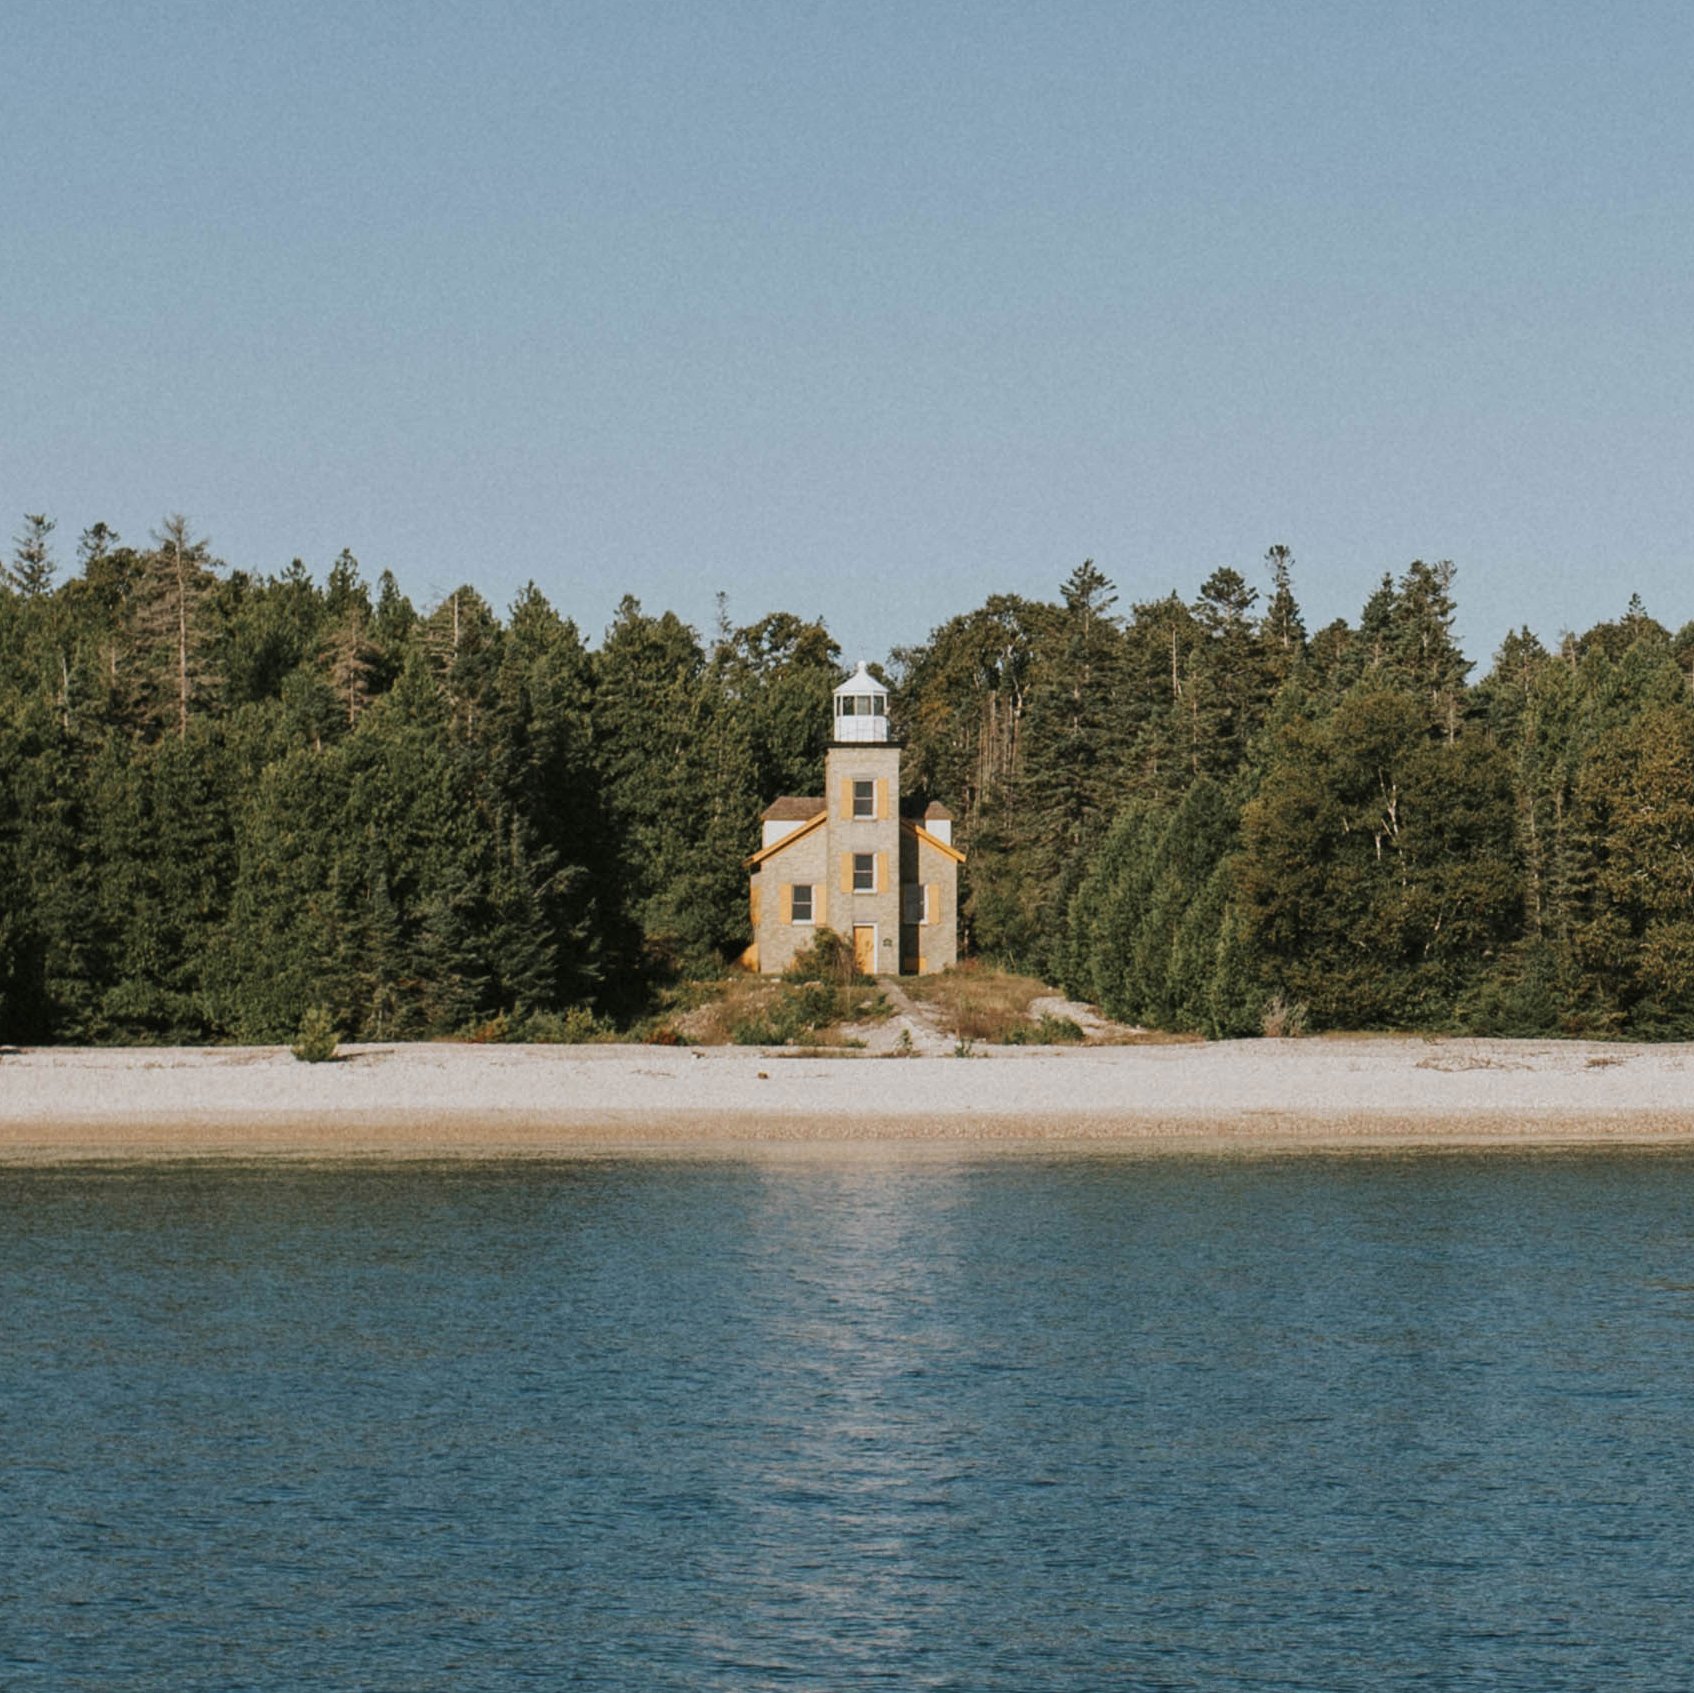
875, 778, 888, 819
839, 778, 852, 819
840, 853, 853, 894
750, 883, 761, 926
925, 883, 938, 925
876, 851, 887, 893
780, 884, 792, 923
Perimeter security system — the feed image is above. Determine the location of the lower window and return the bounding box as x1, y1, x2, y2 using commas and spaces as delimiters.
853, 854, 875, 893
902, 884, 928, 924
791, 884, 813, 924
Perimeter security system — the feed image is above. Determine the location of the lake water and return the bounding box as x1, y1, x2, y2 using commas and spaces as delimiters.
4, 1150, 1694, 1689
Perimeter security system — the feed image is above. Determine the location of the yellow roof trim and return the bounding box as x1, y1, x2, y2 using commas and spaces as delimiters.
744, 810, 827, 867
902, 820, 966, 864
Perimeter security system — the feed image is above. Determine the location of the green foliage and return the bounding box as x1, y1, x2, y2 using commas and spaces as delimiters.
782, 926, 867, 986
1004, 1013, 1085, 1044
291, 1004, 339, 1062
731, 980, 842, 1045
9, 508, 1694, 1047
1231, 688, 1521, 1029
512, 1005, 610, 1044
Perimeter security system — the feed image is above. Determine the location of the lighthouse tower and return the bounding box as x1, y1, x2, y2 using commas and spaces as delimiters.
824, 664, 903, 975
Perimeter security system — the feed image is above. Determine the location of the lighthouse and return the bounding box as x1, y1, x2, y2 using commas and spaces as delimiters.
743, 663, 963, 976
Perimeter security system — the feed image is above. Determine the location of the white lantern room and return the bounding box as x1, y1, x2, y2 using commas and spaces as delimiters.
832, 662, 889, 743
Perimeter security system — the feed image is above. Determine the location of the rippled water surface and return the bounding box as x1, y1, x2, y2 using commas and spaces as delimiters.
5, 1151, 1694, 1689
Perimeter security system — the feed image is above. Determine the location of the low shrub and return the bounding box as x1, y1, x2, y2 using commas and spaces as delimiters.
1004, 1013, 1086, 1045
1261, 993, 1309, 1039
513, 1005, 608, 1044
783, 928, 868, 986
732, 980, 850, 1046
905, 963, 1051, 1043
291, 1005, 340, 1063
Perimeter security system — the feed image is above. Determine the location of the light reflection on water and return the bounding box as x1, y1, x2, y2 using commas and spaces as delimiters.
3, 1151, 1694, 1689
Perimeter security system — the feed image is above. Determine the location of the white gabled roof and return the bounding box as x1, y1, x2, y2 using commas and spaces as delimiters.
832, 660, 887, 699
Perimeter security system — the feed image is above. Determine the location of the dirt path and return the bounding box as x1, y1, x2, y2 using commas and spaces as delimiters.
841, 978, 956, 1055
1026, 993, 1139, 1039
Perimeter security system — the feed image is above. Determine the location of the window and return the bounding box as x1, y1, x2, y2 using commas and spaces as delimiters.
853, 853, 875, 893
852, 779, 875, 818
791, 885, 813, 924
902, 884, 928, 925
843, 695, 885, 717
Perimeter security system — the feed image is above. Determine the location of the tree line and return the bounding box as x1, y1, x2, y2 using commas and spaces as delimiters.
1, 511, 1689, 1042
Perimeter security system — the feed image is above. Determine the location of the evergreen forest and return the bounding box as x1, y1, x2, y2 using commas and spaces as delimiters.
3, 512, 1692, 1044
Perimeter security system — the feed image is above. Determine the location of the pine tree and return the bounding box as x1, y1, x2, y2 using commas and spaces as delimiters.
1185, 567, 1269, 780
592, 597, 719, 968
77, 522, 118, 573
130, 515, 220, 738
717, 609, 840, 800
1358, 573, 1397, 677
320, 560, 380, 729
1390, 559, 1470, 737
494, 582, 624, 1002
1059, 798, 1165, 1014
1018, 562, 1129, 969
1233, 687, 1520, 1028
6, 514, 57, 598
1564, 699, 1694, 1033
1260, 544, 1307, 686
890, 593, 1047, 850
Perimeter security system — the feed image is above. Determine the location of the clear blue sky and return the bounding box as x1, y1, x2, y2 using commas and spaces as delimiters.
4, 1, 1691, 669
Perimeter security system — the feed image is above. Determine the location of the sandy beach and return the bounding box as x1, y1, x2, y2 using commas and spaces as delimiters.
2, 1036, 1693, 1160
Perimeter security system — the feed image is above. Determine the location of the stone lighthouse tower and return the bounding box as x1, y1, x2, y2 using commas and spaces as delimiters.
825, 663, 903, 975
744, 662, 964, 977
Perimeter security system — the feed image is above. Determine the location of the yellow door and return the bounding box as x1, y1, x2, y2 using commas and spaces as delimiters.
853, 925, 877, 976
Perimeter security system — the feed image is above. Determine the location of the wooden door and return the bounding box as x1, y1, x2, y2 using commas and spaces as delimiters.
853, 925, 877, 976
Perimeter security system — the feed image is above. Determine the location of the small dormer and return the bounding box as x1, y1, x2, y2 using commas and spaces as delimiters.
833, 661, 889, 744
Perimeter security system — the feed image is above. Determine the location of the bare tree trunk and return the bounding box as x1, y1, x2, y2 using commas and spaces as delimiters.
177, 539, 190, 738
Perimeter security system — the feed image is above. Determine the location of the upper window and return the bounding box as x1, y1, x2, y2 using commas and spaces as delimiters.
842, 695, 885, 717
852, 853, 875, 893
791, 884, 814, 924
852, 780, 875, 819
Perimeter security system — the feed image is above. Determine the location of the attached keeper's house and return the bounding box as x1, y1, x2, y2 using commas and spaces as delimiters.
744, 663, 964, 976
